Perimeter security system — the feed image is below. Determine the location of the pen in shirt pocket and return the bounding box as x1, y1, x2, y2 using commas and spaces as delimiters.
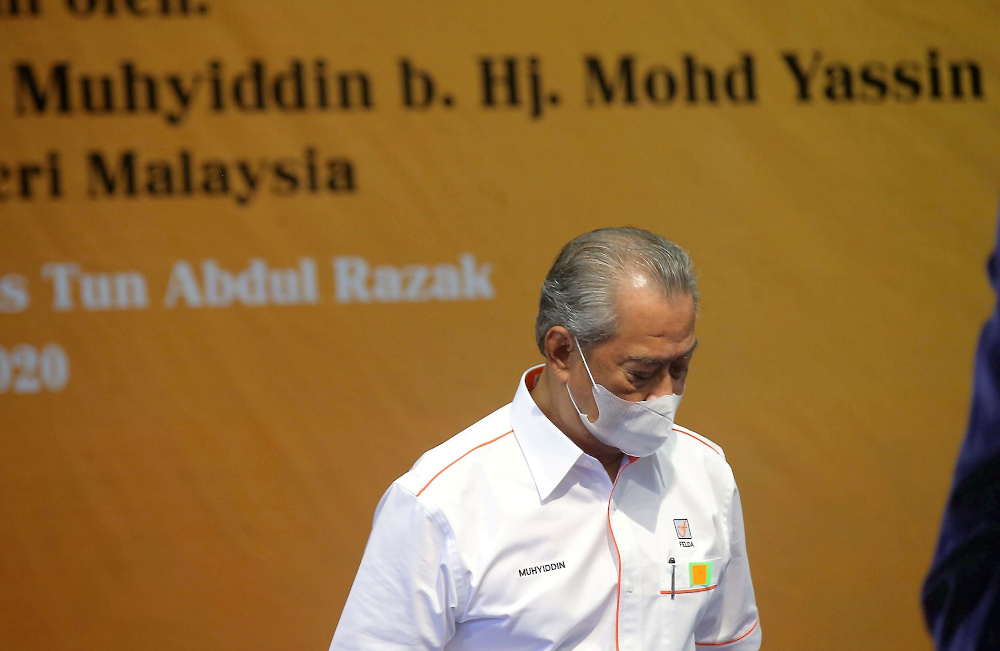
669, 557, 676, 599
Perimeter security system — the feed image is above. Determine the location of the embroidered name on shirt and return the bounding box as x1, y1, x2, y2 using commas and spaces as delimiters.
518, 561, 567, 577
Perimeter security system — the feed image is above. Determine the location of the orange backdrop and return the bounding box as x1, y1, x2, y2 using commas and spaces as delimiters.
2, 1, 999, 649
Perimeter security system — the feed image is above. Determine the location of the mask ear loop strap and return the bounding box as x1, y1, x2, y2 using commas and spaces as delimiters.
568, 335, 600, 424
572, 336, 598, 386
565, 380, 589, 419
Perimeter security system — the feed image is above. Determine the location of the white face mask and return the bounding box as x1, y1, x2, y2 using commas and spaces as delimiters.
565, 337, 682, 457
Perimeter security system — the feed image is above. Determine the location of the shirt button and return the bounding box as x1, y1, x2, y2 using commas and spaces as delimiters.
611, 503, 618, 512
626, 582, 635, 593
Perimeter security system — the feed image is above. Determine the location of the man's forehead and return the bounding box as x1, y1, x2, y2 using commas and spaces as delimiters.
599, 284, 697, 358
613, 285, 696, 326
625, 340, 699, 365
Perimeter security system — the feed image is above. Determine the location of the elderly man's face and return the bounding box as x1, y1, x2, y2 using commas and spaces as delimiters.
569, 284, 697, 420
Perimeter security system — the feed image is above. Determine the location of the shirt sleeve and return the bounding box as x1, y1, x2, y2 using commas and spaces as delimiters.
330, 482, 459, 650
694, 485, 762, 648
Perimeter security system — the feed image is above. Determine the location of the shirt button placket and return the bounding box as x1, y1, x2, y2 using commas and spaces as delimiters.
609, 494, 640, 650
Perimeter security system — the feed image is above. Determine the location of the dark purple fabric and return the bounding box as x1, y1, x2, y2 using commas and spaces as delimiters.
922, 210, 1000, 650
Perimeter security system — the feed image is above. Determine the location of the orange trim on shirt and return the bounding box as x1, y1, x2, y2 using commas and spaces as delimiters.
416, 430, 513, 497
673, 427, 721, 456
607, 460, 638, 651
694, 617, 760, 646
525, 366, 543, 391
607, 497, 621, 650
659, 584, 718, 596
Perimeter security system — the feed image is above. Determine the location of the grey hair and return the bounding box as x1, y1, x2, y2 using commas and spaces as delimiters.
534, 227, 699, 354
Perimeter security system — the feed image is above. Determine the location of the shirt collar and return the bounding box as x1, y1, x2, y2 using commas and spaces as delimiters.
510, 365, 588, 502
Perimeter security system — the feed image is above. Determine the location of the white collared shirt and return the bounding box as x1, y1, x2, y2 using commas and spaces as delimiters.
330, 366, 761, 650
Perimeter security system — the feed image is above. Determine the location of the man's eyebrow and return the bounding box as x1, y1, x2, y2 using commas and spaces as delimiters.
626, 340, 699, 365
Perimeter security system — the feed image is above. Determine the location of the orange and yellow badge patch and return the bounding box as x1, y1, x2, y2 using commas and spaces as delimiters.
690, 562, 712, 586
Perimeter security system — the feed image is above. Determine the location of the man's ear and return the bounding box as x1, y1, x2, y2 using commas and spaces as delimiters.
544, 326, 575, 382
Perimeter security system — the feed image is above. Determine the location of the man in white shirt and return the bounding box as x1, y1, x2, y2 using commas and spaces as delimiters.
330, 227, 761, 650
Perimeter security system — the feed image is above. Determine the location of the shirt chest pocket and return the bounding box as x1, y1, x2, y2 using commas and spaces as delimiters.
660, 555, 722, 598
656, 555, 723, 649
